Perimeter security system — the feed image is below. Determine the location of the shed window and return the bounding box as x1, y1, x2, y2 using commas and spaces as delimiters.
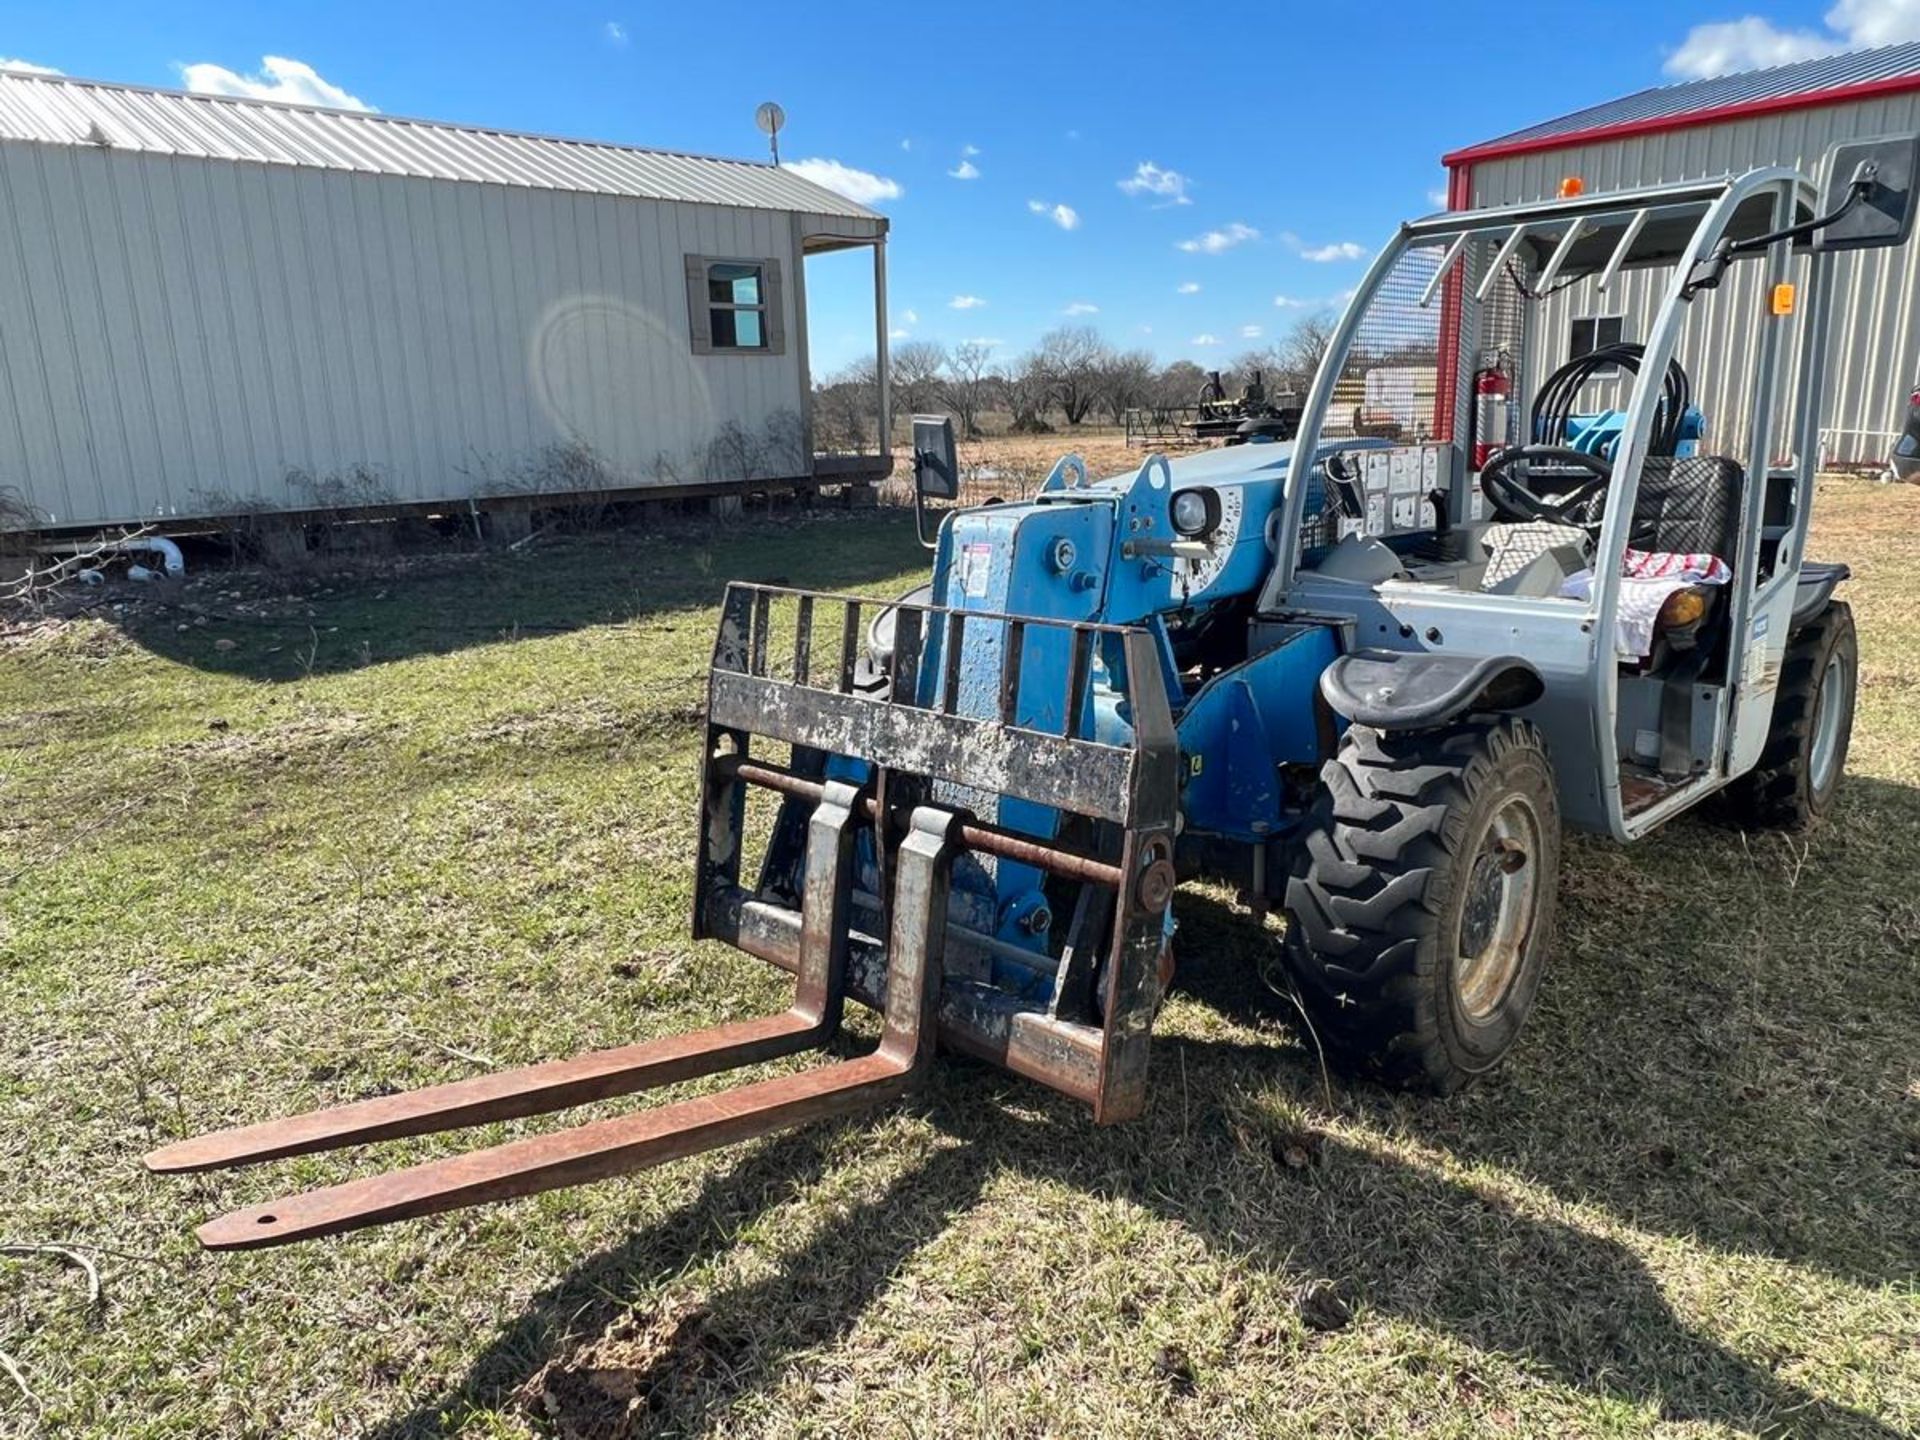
1568, 315, 1625, 369
686, 256, 784, 355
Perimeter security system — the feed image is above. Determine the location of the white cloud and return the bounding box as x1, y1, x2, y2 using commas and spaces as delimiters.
962, 336, 1004, 347
889, 328, 911, 340
1240, 324, 1264, 339
1139, 324, 1153, 334
949, 295, 987, 310
0, 57, 61, 76
1118, 160, 1192, 206
1274, 292, 1349, 310
1664, 1, 1920, 79
949, 159, 980, 180
604, 20, 629, 45
1177, 281, 1202, 295
961, 143, 980, 157
178, 55, 374, 112
1427, 186, 1451, 209
900, 137, 913, 151
1282, 232, 1367, 262
1177, 222, 1258, 254
903, 308, 919, 325
1665, 16, 1833, 76
1837, 0, 1920, 45
1190, 333, 1220, 347
781, 158, 903, 206
1028, 199, 1080, 230
1063, 301, 1100, 316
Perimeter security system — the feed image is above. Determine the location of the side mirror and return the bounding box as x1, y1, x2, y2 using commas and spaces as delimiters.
1817, 133, 1920, 251
910, 414, 958, 549
911, 415, 959, 500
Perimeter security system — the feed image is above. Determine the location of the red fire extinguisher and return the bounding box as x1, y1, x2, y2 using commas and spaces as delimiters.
1472, 356, 1512, 470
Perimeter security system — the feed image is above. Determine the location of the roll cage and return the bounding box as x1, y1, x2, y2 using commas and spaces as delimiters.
1263, 167, 1830, 840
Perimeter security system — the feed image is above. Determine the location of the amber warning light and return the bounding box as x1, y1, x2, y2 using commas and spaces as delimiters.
1558, 176, 1586, 198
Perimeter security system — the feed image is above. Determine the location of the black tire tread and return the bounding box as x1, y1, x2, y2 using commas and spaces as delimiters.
1727, 601, 1855, 829
1284, 716, 1558, 1094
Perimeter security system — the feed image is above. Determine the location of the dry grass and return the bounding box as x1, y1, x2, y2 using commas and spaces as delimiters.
1, 484, 1916, 1438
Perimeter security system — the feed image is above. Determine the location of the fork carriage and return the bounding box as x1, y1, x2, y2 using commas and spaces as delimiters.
147, 583, 1179, 1248
699, 582, 1180, 1123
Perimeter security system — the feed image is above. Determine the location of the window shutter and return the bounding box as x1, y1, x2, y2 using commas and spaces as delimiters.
763, 258, 786, 356
685, 255, 713, 355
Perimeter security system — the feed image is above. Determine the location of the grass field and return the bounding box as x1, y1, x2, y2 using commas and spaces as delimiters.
2, 474, 1917, 1438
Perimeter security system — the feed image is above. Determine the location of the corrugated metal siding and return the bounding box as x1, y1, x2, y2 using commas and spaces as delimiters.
1466, 91, 1920, 464
1467, 40, 1920, 151
0, 139, 816, 529
0, 70, 886, 230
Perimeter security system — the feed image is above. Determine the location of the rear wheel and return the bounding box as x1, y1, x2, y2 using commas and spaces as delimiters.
1728, 601, 1855, 829
1283, 717, 1560, 1094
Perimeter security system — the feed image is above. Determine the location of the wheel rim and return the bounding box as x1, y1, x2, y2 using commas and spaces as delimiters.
1454, 795, 1544, 1023
1809, 649, 1849, 793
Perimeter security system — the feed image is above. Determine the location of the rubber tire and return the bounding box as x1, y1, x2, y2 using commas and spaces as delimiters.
1727, 601, 1856, 830
1283, 717, 1561, 1094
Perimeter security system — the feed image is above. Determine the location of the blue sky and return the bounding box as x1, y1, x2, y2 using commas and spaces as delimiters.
3, 0, 1905, 374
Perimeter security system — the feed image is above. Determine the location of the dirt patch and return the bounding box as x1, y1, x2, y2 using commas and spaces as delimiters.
515, 1295, 744, 1439
164, 711, 381, 767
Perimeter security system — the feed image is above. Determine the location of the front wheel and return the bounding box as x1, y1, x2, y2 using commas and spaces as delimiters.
1727, 601, 1856, 829
1283, 717, 1561, 1094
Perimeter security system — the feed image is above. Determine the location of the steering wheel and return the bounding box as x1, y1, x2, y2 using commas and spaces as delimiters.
1478, 444, 1613, 531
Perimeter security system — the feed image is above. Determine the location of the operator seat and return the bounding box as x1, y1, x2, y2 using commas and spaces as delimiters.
1621, 454, 1745, 560
1612, 455, 1746, 664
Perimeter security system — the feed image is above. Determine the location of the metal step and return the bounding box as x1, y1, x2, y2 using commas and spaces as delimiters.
150, 790, 959, 1251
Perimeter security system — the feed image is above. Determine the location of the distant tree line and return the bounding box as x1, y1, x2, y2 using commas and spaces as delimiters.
811, 314, 1338, 453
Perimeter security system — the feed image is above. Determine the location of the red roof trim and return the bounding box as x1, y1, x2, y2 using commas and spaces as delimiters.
1443, 70, 1920, 166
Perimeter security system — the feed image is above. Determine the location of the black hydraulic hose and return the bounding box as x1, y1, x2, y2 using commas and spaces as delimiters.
1532, 343, 1690, 458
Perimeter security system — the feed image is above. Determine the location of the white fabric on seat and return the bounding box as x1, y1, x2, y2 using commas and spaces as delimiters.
1560, 548, 1731, 659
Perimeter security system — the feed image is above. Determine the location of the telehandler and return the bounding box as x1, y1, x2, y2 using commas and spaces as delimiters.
149, 136, 1915, 1249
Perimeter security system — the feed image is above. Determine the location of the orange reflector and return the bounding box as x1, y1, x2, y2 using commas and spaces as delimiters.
1558, 176, 1586, 198
1771, 282, 1797, 315
1657, 588, 1708, 630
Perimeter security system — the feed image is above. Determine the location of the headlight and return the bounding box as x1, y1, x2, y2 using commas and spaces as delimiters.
1170, 487, 1221, 537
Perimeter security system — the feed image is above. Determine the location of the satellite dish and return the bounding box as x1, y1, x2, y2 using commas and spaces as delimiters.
755, 101, 784, 163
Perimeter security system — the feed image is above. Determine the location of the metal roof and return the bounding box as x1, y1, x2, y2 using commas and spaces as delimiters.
1449, 39, 1920, 163
0, 67, 882, 220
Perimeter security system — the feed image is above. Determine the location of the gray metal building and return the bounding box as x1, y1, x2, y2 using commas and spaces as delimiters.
1445, 41, 1920, 466
0, 70, 890, 535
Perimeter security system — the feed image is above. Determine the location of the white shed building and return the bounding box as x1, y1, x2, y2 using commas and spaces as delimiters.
1445, 40, 1920, 466
0, 70, 890, 535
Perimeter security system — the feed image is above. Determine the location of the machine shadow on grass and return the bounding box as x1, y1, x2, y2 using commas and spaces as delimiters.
112, 510, 926, 682
364, 792, 1914, 1438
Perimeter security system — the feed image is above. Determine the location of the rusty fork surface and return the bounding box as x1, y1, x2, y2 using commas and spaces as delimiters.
148, 791, 960, 1252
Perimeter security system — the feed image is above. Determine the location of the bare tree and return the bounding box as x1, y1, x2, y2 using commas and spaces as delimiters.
1151, 359, 1210, 411
1001, 350, 1055, 433
812, 354, 880, 453
939, 341, 997, 439
1278, 313, 1336, 387
1035, 325, 1112, 426
1095, 348, 1157, 424
890, 339, 948, 422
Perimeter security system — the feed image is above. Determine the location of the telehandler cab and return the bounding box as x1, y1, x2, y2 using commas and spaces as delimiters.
149, 137, 1917, 1249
